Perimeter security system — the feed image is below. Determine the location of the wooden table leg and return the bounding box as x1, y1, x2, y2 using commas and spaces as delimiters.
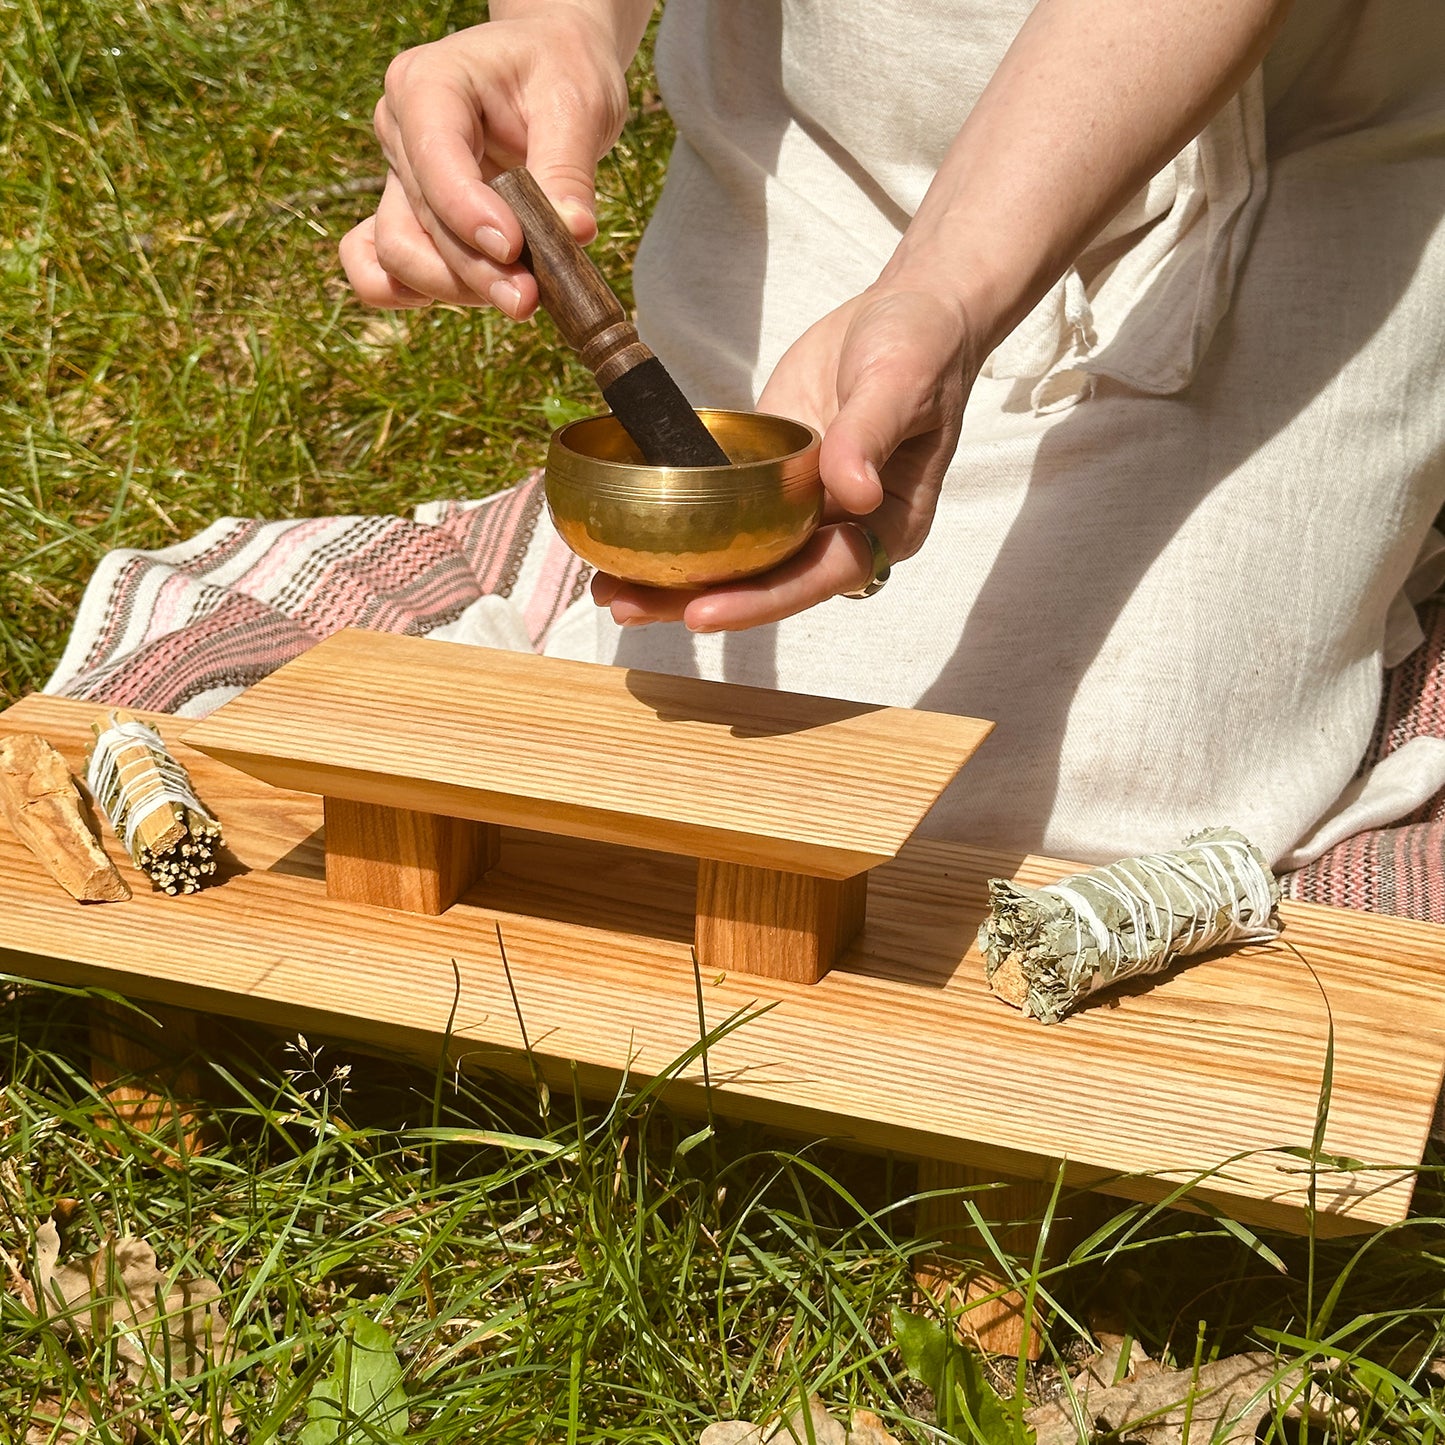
324, 797, 499, 914
89, 999, 213, 1161
913, 1159, 1071, 1360
695, 861, 867, 984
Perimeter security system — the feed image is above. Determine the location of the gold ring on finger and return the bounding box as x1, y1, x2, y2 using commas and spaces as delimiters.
840, 523, 891, 600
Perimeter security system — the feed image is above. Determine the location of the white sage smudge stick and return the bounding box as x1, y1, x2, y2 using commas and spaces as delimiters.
86, 713, 223, 895
979, 827, 1281, 1024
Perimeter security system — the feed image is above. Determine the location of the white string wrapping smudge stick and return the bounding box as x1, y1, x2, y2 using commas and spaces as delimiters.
977, 827, 1281, 1023
86, 716, 223, 894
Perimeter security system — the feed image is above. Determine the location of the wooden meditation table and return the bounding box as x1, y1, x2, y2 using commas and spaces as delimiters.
183, 630, 994, 985
4, 629, 1445, 1357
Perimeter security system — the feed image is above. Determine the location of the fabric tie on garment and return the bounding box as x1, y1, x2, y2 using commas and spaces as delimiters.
982, 72, 1268, 411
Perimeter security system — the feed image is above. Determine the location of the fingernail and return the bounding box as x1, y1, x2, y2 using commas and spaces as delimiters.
488, 279, 523, 314
475, 225, 510, 262
864, 460, 883, 491
559, 200, 595, 238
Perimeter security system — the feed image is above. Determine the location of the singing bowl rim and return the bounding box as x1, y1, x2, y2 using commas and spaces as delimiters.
542, 408, 825, 587
546, 408, 821, 498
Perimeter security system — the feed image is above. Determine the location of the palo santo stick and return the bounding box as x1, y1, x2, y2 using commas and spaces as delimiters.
979, 827, 1281, 1023
87, 712, 223, 895
0, 733, 130, 902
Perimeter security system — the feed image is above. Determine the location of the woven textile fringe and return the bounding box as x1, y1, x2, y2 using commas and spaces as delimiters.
1282, 592, 1445, 923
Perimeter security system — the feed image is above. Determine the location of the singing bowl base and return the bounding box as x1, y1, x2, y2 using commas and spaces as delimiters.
544, 409, 823, 589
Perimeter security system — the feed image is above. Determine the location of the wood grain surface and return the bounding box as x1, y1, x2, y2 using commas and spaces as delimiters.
913, 1159, 1107, 1360
183, 631, 994, 879
323, 797, 498, 914
89, 997, 212, 1160
696, 860, 869, 983
5, 693, 1445, 1236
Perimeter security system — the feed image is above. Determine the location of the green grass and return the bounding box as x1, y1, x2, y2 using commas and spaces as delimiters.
5, 982, 1445, 1442
1, 0, 663, 704
6, 0, 1445, 1438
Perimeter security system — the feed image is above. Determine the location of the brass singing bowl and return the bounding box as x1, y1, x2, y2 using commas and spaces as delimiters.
544, 409, 823, 589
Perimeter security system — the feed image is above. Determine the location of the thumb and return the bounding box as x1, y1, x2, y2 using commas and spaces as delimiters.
525, 121, 601, 244
818, 364, 918, 516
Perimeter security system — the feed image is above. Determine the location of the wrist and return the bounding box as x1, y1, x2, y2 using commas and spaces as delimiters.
874, 228, 1020, 369
488, 0, 653, 67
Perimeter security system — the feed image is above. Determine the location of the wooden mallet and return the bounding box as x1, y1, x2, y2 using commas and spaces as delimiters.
490, 166, 731, 469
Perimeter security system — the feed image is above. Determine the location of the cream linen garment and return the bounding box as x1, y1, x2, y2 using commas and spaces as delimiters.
545, 0, 1445, 868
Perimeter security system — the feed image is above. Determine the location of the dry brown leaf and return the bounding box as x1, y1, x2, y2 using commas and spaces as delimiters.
3, 1246, 36, 1311
168, 1398, 244, 1440
1028, 1350, 1278, 1445
35, 1229, 228, 1383
24, 1390, 136, 1445
701, 1398, 895, 1445
3, 1215, 60, 1314
700, 1425, 765, 1445
843, 1408, 903, 1444
1077, 1330, 1157, 1391
24, 1401, 92, 1445
35, 1217, 61, 1288
51, 1197, 82, 1230
767, 1396, 848, 1445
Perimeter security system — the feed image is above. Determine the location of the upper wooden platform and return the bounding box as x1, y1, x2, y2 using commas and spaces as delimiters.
183, 630, 993, 879
4, 692, 1445, 1237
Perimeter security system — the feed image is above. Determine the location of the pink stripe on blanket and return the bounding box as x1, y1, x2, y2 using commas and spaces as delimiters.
150, 571, 208, 639
286, 524, 480, 638
523, 536, 591, 648
442, 476, 545, 596
78, 555, 155, 674
233, 517, 345, 599
64, 594, 315, 714
471, 492, 527, 595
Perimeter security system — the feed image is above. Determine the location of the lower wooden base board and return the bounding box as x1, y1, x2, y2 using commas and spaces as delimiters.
4, 693, 1445, 1237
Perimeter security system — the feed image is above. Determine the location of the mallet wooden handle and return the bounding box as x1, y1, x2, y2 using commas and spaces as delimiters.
491, 167, 732, 468
491, 167, 652, 391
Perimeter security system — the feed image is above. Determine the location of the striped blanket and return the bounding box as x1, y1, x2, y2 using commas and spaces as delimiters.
1281, 594, 1445, 920
43, 478, 1445, 924
46, 476, 589, 718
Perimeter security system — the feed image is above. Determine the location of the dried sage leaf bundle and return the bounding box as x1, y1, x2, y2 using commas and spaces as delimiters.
979, 827, 1281, 1023
87, 713, 223, 894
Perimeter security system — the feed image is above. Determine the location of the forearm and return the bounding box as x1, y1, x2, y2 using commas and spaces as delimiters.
882, 0, 1293, 354
488, 0, 656, 67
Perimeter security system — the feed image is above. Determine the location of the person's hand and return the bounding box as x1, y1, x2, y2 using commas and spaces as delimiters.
592, 286, 981, 631
339, 6, 635, 318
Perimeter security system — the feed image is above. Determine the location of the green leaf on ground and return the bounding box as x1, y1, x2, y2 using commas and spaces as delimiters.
298, 1314, 409, 1444
891, 1307, 1025, 1445
542, 395, 597, 428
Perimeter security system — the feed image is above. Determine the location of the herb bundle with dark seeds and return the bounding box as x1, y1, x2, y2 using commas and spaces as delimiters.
86, 712, 224, 895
